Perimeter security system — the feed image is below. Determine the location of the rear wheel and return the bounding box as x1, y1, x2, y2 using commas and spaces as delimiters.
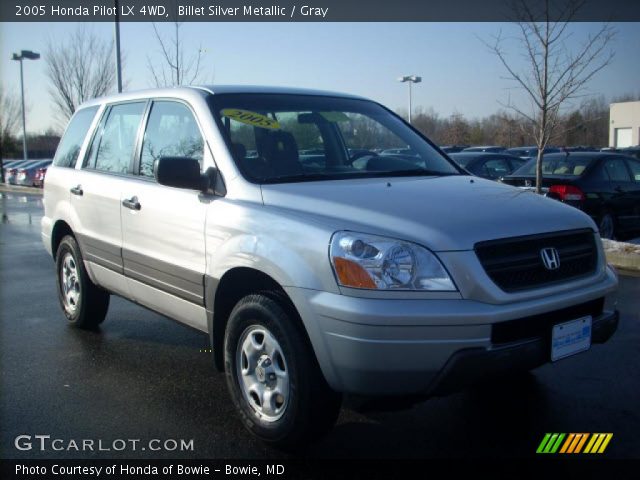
599, 212, 616, 240
55, 235, 110, 329
224, 293, 341, 449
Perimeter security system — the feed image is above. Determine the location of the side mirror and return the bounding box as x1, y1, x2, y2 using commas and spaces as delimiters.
154, 157, 209, 191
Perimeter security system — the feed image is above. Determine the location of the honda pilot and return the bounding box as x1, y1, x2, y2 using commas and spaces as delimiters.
42, 86, 619, 447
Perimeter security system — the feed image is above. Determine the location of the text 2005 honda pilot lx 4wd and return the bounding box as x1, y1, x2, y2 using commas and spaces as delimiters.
43, 86, 619, 447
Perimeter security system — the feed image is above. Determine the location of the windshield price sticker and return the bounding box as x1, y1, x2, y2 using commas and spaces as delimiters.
221, 109, 281, 130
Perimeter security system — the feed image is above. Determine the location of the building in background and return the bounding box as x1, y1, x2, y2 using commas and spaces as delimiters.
609, 101, 640, 148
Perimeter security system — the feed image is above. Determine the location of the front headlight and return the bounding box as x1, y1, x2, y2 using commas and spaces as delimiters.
329, 231, 456, 291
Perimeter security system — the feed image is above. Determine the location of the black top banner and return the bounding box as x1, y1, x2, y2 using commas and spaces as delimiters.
2, 0, 640, 22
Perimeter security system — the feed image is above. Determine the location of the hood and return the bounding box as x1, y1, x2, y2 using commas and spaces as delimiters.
260, 175, 596, 251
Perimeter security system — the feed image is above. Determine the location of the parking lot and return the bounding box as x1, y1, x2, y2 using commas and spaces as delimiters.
1, 191, 638, 460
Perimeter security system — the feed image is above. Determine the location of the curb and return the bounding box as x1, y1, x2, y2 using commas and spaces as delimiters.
603, 239, 640, 274
606, 251, 640, 273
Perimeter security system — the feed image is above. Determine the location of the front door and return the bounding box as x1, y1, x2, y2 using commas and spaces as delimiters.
120, 100, 209, 332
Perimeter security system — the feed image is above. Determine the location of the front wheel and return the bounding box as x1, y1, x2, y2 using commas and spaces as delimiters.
55, 235, 110, 329
224, 294, 341, 449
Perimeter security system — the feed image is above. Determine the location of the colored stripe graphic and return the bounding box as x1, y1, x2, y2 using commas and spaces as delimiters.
574, 433, 589, 453
584, 433, 614, 454
598, 434, 613, 453
537, 433, 566, 453
537, 433, 552, 453
559, 433, 575, 453
538, 433, 613, 454
584, 433, 598, 453
567, 433, 583, 453
550, 433, 565, 453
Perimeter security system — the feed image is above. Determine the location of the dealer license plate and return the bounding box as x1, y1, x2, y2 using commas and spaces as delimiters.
551, 316, 592, 362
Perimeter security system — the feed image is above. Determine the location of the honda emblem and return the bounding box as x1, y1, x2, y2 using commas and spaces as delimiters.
540, 247, 560, 270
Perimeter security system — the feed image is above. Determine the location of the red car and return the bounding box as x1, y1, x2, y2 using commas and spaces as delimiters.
33, 167, 47, 188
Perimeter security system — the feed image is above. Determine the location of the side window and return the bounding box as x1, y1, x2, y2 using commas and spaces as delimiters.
140, 101, 204, 178
603, 158, 631, 182
510, 158, 526, 171
89, 102, 146, 174
482, 158, 510, 178
53, 106, 99, 168
626, 159, 640, 182
589, 161, 609, 182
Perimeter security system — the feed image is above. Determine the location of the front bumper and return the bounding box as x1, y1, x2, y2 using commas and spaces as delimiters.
428, 309, 618, 396
285, 267, 618, 395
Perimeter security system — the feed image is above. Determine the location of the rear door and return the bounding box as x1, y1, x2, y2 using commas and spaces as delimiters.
120, 99, 209, 332
71, 101, 147, 296
622, 157, 640, 230
601, 156, 635, 232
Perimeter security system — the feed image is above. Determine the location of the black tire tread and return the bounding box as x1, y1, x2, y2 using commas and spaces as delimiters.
224, 293, 341, 450
55, 235, 110, 329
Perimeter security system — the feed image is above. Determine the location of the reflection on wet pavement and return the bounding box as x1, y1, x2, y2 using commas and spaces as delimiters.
1, 192, 43, 225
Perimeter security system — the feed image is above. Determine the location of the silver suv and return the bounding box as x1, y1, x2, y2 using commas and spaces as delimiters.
42, 86, 619, 447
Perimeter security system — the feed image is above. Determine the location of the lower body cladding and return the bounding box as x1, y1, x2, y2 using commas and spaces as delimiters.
285, 268, 619, 396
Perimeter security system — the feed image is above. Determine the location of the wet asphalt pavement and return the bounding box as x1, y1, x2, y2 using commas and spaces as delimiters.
0, 191, 638, 460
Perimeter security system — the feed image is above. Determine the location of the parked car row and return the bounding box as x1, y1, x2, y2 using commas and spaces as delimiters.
449, 152, 526, 180
1, 159, 51, 187
442, 144, 640, 239
501, 153, 640, 240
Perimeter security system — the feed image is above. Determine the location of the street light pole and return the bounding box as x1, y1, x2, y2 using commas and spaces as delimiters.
114, 0, 123, 93
19, 58, 27, 162
397, 75, 422, 124
11, 50, 40, 162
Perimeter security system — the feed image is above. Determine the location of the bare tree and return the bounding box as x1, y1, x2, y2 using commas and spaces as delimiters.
147, 22, 207, 87
486, 0, 615, 193
45, 26, 116, 122
0, 86, 22, 182
442, 113, 470, 146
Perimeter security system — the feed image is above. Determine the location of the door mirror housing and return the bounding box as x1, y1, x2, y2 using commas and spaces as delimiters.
154, 157, 210, 191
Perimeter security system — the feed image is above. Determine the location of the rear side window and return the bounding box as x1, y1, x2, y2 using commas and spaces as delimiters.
626, 159, 640, 182
85, 102, 146, 173
52, 106, 99, 168
482, 158, 510, 178
139, 101, 204, 178
603, 158, 631, 182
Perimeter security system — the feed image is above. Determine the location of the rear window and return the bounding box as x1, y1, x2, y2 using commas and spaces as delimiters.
53, 106, 99, 168
514, 156, 595, 176
450, 155, 472, 167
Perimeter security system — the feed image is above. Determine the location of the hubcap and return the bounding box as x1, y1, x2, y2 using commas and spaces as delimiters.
61, 252, 80, 314
600, 214, 614, 239
236, 325, 289, 422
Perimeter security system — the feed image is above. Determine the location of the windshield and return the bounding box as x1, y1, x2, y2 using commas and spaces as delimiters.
513, 155, 595, 176
208, 93, 461, 183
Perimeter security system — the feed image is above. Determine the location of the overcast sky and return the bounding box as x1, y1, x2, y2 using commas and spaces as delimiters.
1, 21, 639, 133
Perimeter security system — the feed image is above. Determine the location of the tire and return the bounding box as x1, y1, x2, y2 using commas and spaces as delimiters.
55, 235, 110, 329
598, 212, 616, 240
224, 293, 341, 449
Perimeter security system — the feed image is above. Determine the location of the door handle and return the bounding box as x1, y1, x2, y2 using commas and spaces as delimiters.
614, 186, 624, 193
70, 185, 83, 196
122, 196, 141, 211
